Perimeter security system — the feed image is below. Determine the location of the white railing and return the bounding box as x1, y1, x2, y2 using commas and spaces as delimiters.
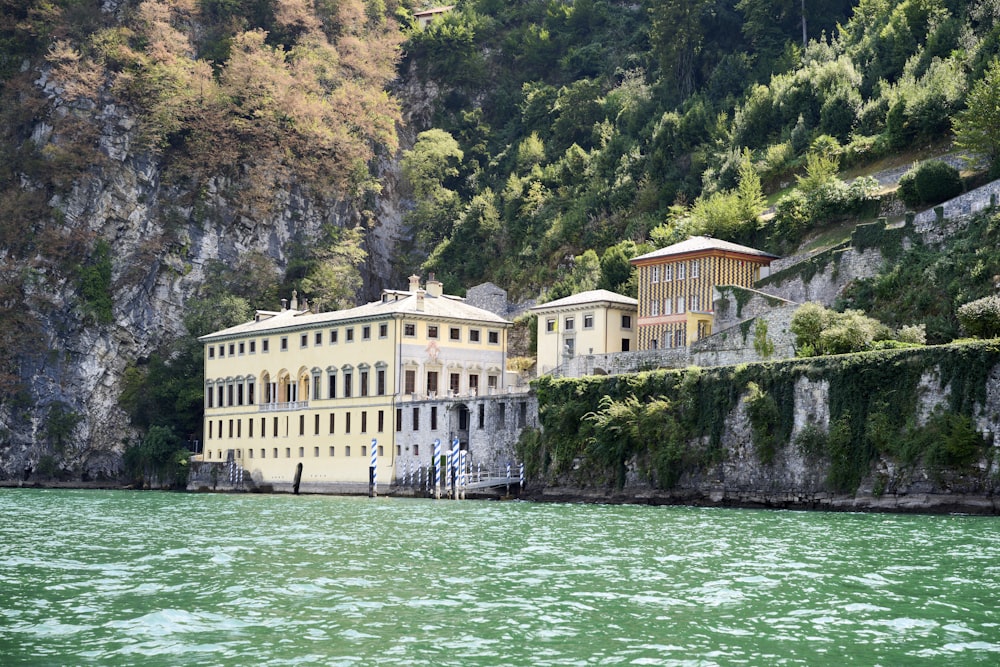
258, 400, 309, 412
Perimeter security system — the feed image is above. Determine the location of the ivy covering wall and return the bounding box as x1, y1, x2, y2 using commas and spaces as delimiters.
522, 341, 1000, 495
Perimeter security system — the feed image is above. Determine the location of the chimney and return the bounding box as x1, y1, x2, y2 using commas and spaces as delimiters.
426, 272, 443, 297
281, 298, 288, 311
408, 274, 421, 292
290, 290, 298, 311
416, 288, 425, 311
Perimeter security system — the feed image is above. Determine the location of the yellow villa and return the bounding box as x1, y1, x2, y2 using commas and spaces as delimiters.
630, 236, 777, 350
530, 289, 638, 375
198, 274, 511, 492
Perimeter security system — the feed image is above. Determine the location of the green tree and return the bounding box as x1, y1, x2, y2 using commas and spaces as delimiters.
299, 226, 367, 311
954, 58, 1000, 171
402, 129, 465, 247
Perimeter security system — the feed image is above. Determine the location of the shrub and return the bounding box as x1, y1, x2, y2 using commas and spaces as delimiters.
957, 295, 1000, 338
897, 160, 963, 208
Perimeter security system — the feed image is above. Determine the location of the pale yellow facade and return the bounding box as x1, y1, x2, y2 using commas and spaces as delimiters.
200, 278, 510, 490
531, 290, 638, 375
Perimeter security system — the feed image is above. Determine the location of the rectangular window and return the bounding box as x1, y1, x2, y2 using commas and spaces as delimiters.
379, 323, 388, 338
622, 315, 632, 329
488, 330, 499, 344
345, 412, 352, 433
664, 298, 672, 315
396, 408, 402, 432
208, 347, 215, 359
285, 447, 291, 458
238, 342, 245, 355
478, 404, 485, 429
249, 340, 256, 354
328, 373, 336, 399
298, 446, 303, 458
361, 445, 367, 457
261, 448, 265, 458
677, 296, 686, 314
651, 265, 660, 283
622, 337, 630, 352
209, 421, 213, 438
314, 446, 319, 457
361, 411, 367, 433
412, 407, 420, 430
273, 447, 278, 458
218, 345, 225, 358
207, 389, 213, 408
218, 386, 224, 407
378, 410, 384, 432
362, 325, 371, 340
413, 444, 419, 456
677, 263, 686, 280
261, 417, 266, 437
690, 259, 700, 278
450, 373, 460, 394
312, 376, 321, 401
488, 375, 498, 390
345, 445, 351, 457
227, 384, 234, 407
314, 414, 320, 435
431, 406, 438, 430
583, 313, 594, 329
664, 265, 673, 281
249, 417, 254, 438
377, 369, 386, 396
564, 316, 575, 331
690, 294, 699, 311
299, 415, 305, 436
228, 343, 235, 356
330, 329, 338, 344
449, 327, 460, 341
273, 416, 278, 437
360, 370, 369, 397
343, 372, 352, 398
262, 339, 269, 353
469, 329, 481, 343
404, 323, 416, 337
405, 370, 416, 394
545, 318, 556, 333
315, 331, 322, 345
427, 371, 438, 395
300, 333, 308, 348
427, 325, 438, 339
650, 300, 659, 316
280, 337, 288, 351
329, 413, 335, 434
346, 328, 354, 342
329, 446, 335, 456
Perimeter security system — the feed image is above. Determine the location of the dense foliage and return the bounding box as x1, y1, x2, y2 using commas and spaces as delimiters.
526, 341, 999, 494
403, 0, 1000, 297
840, 208, 1000, 342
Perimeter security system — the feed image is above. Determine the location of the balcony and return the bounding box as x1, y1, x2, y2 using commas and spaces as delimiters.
258, 401, 309, 412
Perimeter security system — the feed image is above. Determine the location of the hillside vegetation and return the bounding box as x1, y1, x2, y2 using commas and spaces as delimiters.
404, 0, 1000, 297
2, 0, 1000, 476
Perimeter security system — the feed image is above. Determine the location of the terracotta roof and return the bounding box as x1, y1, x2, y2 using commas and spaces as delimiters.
631, 235, 779, 263
530, 289, 637, 312
200, 291, 509, 342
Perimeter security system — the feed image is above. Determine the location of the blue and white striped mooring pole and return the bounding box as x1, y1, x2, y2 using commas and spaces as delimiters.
519, 462, 525, 490
506, 461, 511, 496
433, 438, 441, 499
451, 436, 460, 500
370, 438, 378, 497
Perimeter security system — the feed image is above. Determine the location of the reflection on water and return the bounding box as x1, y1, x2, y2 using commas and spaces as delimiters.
1, 489, 999, 666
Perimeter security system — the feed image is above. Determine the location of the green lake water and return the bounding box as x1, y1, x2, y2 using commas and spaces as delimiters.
1, 489, 999, 666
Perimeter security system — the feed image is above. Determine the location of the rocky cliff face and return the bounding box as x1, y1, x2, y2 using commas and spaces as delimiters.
0, 3, 431, 481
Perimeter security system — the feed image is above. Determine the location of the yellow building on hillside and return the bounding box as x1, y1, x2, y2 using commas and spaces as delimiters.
199, 275, 510, 491
630, 236, 777, 349
530, 289, 638, 375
